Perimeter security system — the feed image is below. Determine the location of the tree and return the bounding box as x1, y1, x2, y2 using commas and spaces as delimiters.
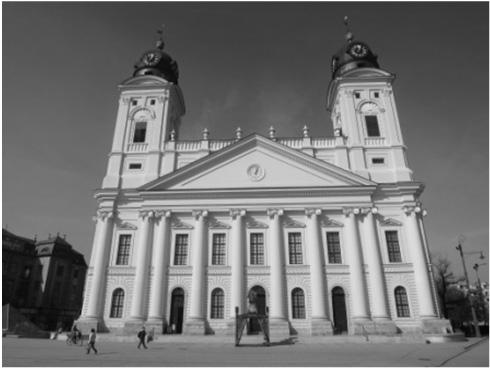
432, 254, 456, 318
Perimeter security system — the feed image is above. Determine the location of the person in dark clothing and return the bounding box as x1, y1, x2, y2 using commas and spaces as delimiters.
137, 326, 147, 349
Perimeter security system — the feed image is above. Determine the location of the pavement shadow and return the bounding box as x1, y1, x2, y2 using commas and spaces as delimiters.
236, 337, 298, 347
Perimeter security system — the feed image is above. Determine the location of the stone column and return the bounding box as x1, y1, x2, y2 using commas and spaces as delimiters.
147, 210, 172, 332
125, 210, 154, 332
343, 208, 371, 333
185, 210, 209, 334
229, 209, 247, 317
403, 206, 437, 319
267, 208, 289, 338
81, 210, 115, 331
360, 208, 397, 334
305, 208, 333, 335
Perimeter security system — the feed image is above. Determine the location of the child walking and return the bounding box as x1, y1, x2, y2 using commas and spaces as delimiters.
86, 328, 98, 354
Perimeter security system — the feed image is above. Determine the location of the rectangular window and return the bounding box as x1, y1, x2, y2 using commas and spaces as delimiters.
133, 122, 147, 143
288, 232, 303, 265
365, 115, 380, 137
250, 233, 264, 265
174, 234, 189, 265
374, 92, 380, 98
354, 92, 361, 99
129, 163, 142, 170
116, 235, 132, 265
211, 233, 226, 265
386, 231, 402, 262
150, 99, 156, 105
131, 100, 137, 106
372, 158, 385, 164
326, 232, 342, 264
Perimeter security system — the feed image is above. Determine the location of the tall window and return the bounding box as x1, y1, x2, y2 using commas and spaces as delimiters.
385, 231, 402, 262
291, 288, 306, 319
116, 234, 131, 265
288, 232, 303, 264
133, 122, 147, 143
365, 115, 380, 137
211, 233, 226, 265
394, 286, 410, 317
250, 233, 264, 265
174, 234, 188, 265
210, 288, 225, 319
326, 232, 342, 264
110, 288, 125, 318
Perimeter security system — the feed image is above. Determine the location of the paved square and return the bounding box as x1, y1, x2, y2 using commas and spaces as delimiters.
2, 337, 488, 367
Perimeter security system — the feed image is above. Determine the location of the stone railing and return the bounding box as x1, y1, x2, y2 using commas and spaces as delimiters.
364, 137, 386, 146
126, 143, 148, 152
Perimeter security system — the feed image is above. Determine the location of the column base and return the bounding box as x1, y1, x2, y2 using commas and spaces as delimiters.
145, 318, 168, 335
269, 318, 290, 341
352, 318, 400, 336
420, 318, 453, 334
75, 317, 104, 333
123, 318, 146, 335
310, 317, 334, 336
184, 318, 206, 335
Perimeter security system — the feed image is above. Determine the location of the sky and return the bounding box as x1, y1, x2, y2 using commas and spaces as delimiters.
3, 2, 489, 283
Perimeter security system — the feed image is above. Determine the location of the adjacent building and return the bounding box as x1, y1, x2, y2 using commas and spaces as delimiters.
2, 229, 87, 330
78, 28, 451, 337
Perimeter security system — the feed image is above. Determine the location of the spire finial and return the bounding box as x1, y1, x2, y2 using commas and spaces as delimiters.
156, 24, 165, 50
343, 16, 354, 42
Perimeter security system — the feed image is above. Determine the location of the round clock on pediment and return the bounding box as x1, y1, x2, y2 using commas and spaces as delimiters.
247, 164, 265, 182
348, 42, 369, 58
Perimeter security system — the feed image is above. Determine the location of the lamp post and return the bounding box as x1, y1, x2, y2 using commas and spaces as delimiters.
473, 262, 488, 327
455, 237, 481, 337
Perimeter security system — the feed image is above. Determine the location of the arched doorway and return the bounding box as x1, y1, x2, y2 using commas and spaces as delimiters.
169, 288, 185, 334
247, 285, 266, 334
332, 286, 348, 334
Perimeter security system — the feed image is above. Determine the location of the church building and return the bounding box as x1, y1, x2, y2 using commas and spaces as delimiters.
78, 27, 451, 338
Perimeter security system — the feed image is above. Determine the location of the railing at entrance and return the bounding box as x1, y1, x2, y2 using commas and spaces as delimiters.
234, 306, 270, 346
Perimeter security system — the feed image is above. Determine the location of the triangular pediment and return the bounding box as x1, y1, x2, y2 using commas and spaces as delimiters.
141, 134, 375, 192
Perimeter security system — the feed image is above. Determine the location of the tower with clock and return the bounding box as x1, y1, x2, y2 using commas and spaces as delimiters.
77, 24, 451, 340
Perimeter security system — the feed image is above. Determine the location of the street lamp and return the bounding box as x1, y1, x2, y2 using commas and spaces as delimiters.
455, 236, 482, 337
473, 262, 488, 327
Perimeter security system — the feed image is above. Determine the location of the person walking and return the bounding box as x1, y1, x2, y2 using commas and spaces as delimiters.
86, 329, 98, 354
137, 326, 147, 349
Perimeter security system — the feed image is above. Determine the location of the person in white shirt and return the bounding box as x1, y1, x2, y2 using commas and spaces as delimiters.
86, 329, 98, 354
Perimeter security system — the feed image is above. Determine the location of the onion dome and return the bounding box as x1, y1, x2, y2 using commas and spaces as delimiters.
331, 17, 379, 78
133, 26, 179, 84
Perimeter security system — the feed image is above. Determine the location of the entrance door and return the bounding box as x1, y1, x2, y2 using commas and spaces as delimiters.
332, 287, 348, 334
169, 288, 185, 334
247, 286, 266, 334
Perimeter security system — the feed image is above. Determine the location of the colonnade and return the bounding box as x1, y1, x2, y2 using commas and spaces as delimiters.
82, 205, 437, 333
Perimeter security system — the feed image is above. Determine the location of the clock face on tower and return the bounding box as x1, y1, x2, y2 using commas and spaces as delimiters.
142, 52, 161, 66
348, 43, 369, 58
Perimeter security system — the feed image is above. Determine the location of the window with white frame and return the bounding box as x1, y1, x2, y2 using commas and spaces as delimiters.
211, 233, 226, 265
250, 233, 264, 265
288, 232, 303, 264
110, 288, 124, 318
116, 234, 131, 265
174, 234, 188, 265
326, 232, 342, 264
385, 230, 402, 262
210, 288, 225, 319
291, 288, 306, 319
394, 286, 410, 317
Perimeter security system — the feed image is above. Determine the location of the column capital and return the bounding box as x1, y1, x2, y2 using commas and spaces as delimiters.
154, 210, 171, 219
342, 207, 361, 217
359, 207, 379, 216
230, 209, 246, 219
402, 205, 422, 216
96, 210, 116, 221
139, 210, 155, 219
305, 208, 322, 217
192, 210, 209, 220
267, 208, 284, 218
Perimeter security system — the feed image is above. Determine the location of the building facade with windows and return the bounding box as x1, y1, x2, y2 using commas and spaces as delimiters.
77, 30, 451, 338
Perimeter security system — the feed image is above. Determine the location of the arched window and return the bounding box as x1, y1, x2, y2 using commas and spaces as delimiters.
110, 288, 125, 318
394, 286, 410, 317
291, 288, 306, 319
133, 122, 147, 143
210, 288, 224, 319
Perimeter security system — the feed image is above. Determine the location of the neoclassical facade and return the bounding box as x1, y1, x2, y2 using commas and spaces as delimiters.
78, 30, 451, 338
